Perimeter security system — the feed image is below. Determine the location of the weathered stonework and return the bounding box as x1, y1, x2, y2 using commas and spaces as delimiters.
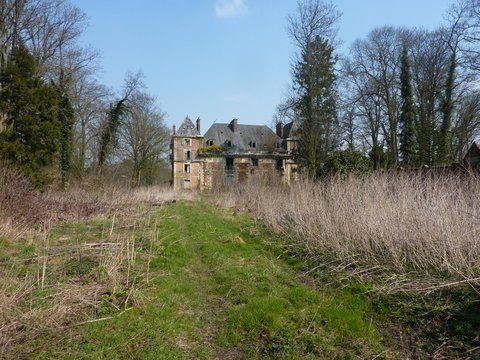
171, 117, 299, 191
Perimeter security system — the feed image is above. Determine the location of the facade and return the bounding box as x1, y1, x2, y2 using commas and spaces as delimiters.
171, 117, 299, 191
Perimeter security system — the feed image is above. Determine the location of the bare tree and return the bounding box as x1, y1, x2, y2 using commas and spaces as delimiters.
287, 0, 341, 50
452, 90, 480, 159
446, 0, 480, 72
0, 0, 28, 68
22, 0, 88, 76
97, 71, 145, 168
0, 0, 88, 75
70, 70, 112, 175
341, 58, 386, 166
118, 92, 170, 186
344, 27, 405, 165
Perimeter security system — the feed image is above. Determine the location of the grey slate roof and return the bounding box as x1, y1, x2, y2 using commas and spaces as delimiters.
283, 120, 300, 140
203, 123, 282, 152
177, 116, 201, 136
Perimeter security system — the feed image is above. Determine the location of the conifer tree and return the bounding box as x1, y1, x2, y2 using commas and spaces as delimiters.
293, 36, 338, 177
399, 46, 417, 166
287, 0, 341, 178
0, 46, 60, 187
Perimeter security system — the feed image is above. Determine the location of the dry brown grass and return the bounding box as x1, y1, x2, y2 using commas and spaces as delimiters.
214, 173, 480, 289
0, 164, 195, 238
0, 165, 193, 356
0, 219, 149, 356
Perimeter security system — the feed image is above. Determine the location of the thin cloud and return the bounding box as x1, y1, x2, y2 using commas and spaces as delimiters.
215, 0, 246, 18
225, 93, 248, 103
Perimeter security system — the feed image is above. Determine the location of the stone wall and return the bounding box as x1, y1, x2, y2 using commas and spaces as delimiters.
200, 156, 284, 191
172, 135, 203, 190
171, 134, 299, 191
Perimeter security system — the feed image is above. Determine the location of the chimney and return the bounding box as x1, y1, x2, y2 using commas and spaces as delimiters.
196, 117, 201, 133
172, 124, 176, 135
276, 122, 284, 138
230, 118, 238, 132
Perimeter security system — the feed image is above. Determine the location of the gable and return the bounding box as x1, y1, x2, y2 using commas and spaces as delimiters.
177, 117, 201, 136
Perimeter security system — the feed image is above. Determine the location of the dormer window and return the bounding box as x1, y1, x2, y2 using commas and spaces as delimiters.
225, 140, 232, 147
249, 141, 256, 148
206, 140, 214, 146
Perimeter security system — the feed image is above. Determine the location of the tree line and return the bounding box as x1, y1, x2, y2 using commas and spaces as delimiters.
277, 0, 480, 177
0, 0, 170, 188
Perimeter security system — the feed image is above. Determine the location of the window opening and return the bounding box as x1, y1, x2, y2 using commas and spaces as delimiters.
276, 159, 283, 171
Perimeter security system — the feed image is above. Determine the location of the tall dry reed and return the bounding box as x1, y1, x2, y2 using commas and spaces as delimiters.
218, 173, 480, 282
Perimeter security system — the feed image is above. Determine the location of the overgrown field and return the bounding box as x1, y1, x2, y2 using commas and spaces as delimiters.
2, 200, 390, 359
2, 167, 480, 358
216, 173, 480, 287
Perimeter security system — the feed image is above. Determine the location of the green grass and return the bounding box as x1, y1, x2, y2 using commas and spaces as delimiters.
26, 201, 385, 359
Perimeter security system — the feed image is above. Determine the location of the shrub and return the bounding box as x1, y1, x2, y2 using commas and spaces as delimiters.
320, 150, 371, 177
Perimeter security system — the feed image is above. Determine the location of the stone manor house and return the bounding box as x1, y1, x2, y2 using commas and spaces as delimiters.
171, 117, 299, 191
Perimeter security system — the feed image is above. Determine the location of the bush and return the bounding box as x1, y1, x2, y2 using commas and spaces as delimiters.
320, 150, 371, 177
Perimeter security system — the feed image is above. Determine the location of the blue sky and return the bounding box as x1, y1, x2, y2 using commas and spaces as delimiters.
72, 0, 453, 131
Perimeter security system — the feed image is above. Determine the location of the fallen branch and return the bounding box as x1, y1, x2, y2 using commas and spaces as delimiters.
405, 277, 480, 293
70, 307, 133, 328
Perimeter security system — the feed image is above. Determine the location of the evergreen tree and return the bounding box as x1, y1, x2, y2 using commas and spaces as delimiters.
399, 46, 417, 166
56, 71, 75, 187
294, 36, 338, 177
437, 53, 456, 164
0, 46, 60, 187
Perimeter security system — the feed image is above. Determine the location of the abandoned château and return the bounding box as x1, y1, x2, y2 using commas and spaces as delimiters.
171, 117, 299, 190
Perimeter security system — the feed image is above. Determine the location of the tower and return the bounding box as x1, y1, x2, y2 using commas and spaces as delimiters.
171, 116, 203, 190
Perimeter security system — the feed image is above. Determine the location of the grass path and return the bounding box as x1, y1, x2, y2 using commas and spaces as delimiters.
35, 201, 386, 359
